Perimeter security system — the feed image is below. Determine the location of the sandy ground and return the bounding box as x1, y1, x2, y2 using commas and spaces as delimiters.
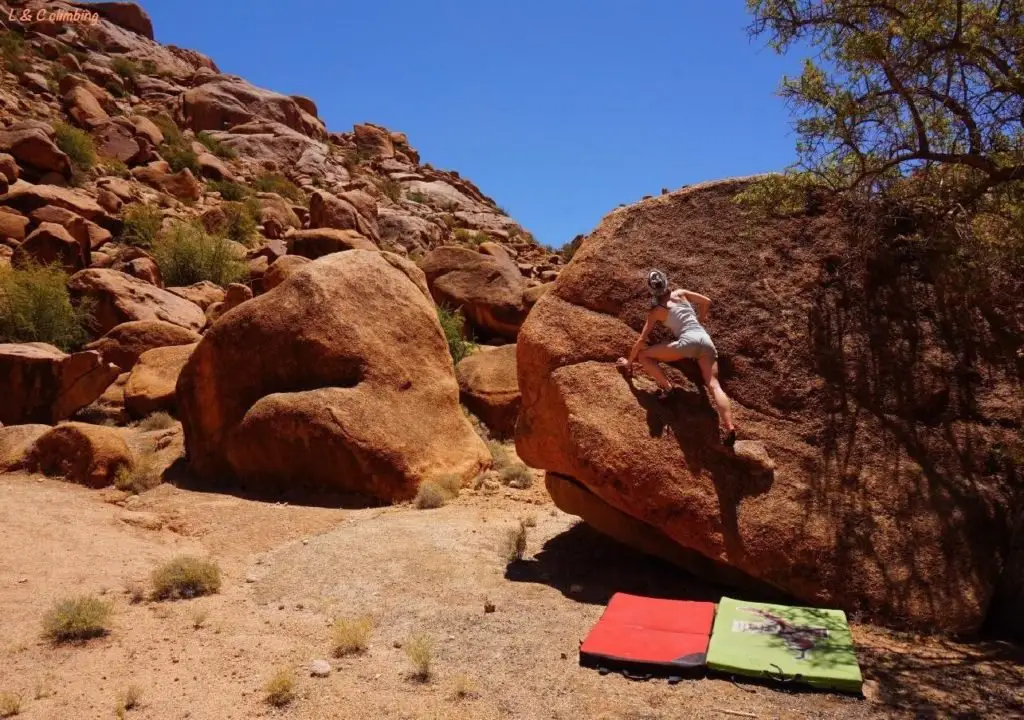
0, 466, 1022, 720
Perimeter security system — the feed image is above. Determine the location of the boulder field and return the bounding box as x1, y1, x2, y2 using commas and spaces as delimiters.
515, 176, 1022, 636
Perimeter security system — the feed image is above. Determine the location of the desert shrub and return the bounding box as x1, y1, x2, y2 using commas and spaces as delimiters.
0, 31, 27, 74
499, 463, 532, 489
221, 200, 260, 247
440, 200, 461, 213
150, 556, 221, 600
406, 190, 428, 205
110, 57, 137, 82
113, 452, 161, 495
0, 263, 92, 351
53, 121, 96, 170
207, 180, 250, 201
102, 159, 130, 178
380, 178, 402, 202
502, 521, 528, 562
138, 411, 175, 432
437, 305, 473, 365
252, 173, 303, 203
452, 674, 478, 700
191, 608, 209, 629
404, 633, 434, 682
160, 143, 198, 174
196, 131, 236, 159
147, 114, 181, 145
42, 595, 112, 643
120, 204, 163, 248
331, 615, 372, 657
263, 668, 295, 707
0, 692, 20, 718
104, 80, 126, 99
117, 684, 141, 713
414, 475, 461, 509
561, 234, 584, 262
487, 440, 510, 470
151, 222, 248, 287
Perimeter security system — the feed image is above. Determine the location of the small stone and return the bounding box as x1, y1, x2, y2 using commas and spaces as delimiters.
393, 641, 402, 649
309, 659, 331, 677
484, 599, 496, 613
245, 572, 258, 583
301, 539, 309, 545
560, 652, 568, 660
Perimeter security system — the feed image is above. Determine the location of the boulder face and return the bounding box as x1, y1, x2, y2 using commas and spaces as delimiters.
25, 422, 134, 488
125, 343, 196, 418
455, 344, 521, 438
182, 77, 326, 140
84, 320, 201, 371
176, 250, 490, 501
68, 269, 207, 335
0, 343, 120, 425
515, 177, 1022, 636
419, 246, 527, 341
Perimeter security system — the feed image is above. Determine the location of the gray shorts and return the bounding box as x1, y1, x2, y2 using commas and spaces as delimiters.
668, 330, 717, 361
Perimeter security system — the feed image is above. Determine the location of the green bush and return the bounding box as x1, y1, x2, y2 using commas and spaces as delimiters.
561, 234, 584, 262
208, 180, 250, 201
380, 178, 402, 202
197, 131, 236, 159
0, 31, 27, 74
221, 200, 260, 247
151, 221, 248, 287
104, 80, 126, 99
42, 595, 112, 643
160, 143, 199, 174
53, 122, 96, 170
454, 228, 488, 246
150, 555, 221, 600
406, 190, 428, 204
252, 173, 304, 203
437, 305, 473, 365
147, 114, 181, 145
0, 263, 92, 351
120, 204, 163, 248
110, 56, 137, 83
139, 59, 158, 75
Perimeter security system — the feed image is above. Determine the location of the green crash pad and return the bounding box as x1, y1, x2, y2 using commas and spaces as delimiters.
706, 596, 863, 694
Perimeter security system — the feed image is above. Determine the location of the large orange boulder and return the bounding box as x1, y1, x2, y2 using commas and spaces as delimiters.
125, 343, 196, 418
182, 77, 326, 140
0, 343, 120, 425
419, 246, 527, 341
176, 250, 490, 501
263, 255, 310, 291
84, 320, 201, 371
11, 222, 87, 272
455, 344, 520, 438
515, 177, 1022, 636
68, 269, 206, 335
25, 422, 134, 488
308, 190, 379, 242
0, 424, 51, 472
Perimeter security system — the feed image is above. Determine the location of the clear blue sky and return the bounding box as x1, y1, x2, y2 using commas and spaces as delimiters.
144, 0, 808, 247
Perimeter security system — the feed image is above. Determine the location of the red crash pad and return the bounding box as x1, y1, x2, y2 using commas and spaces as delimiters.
579, 593, 716, 679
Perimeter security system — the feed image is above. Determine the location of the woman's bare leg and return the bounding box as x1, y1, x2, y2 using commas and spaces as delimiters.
697, 354, 735, 433
637, 343, 687, 391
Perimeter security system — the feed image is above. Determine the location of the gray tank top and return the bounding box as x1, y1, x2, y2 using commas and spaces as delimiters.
663, 294, 704, 337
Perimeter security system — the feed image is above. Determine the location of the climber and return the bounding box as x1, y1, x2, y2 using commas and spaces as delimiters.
616, 269, 737, 447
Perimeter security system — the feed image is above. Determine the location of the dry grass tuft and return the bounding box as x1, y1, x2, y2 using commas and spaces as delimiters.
0, 692, 20, 718
263, 667, 295, 707
150, 556, 221, 600
42, 595, 112, 643
330, 615, 373, 657
138, 412, 176, 432
499, 463, 533, 489
502, 521, 528, 562
118, 684, 141, 712
405, 633, 434, 682
414, 474, 462, 509
487, 440, 511, 470
451, 674, 479, 700
191, 608, 209, 630
113, 451, 162, 495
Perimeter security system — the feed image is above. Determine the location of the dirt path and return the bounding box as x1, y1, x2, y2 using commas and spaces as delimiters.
0, 472, 1021, 719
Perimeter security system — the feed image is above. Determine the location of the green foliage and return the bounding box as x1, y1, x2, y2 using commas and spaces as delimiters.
147, 114, 182, 145
151, 221, 248, 287
102, 159, 130, 178
104, 80, 126, 99
453, 228, 489, 246
196, 131, 236, 159
263, 668, 295, 707
561, 233, 585, 262
0, 31, 27, 74
437, 305, 473, 365
252, 173, 304, 203
120, 204, 164, 248
380, 178, 402, 202
220, 200, 261, 247
208, 180, 250, 201
42, 595, 112, 643
150, 556, 222, 600
406, 190, 428, 204
499, 463, 532, 489
110, 56, 137, 83
732, 172, 821, 218
139, 59, 158, 75
53, 121, 96, 170
160, 143, 198, 174
0, 263, 92, 351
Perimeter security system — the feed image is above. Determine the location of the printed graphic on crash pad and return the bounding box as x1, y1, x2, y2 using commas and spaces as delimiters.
706, 596, 863, 693
579, 593, 715, 674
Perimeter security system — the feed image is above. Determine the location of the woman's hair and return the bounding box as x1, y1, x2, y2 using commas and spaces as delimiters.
647, 269, 669, 305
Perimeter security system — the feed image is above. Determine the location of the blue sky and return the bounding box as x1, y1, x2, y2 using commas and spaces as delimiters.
144, 1, 809, 247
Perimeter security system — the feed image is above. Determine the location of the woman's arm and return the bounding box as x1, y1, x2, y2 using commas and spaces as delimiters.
627, 313, 657, 364
682, 289, 712, 324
